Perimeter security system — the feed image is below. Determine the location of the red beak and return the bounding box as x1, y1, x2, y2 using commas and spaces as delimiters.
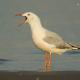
15, 13, 26, 26
15, 13, 23, 16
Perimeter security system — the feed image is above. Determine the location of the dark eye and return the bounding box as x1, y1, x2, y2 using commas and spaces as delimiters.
27, 14, 30, 16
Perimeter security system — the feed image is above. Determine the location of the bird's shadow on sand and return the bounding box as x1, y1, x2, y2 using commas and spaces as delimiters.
0, 59, 11, 65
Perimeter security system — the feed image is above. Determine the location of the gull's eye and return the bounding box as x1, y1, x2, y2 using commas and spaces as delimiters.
27, 14, 30, 16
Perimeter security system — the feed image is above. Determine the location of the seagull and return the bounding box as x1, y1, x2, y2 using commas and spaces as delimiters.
16, 12, 80, 71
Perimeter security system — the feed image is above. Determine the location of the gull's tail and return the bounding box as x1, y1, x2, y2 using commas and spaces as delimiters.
66, 42, 80, 50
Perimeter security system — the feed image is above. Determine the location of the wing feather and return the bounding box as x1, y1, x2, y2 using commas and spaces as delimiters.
43, 30, 71, 49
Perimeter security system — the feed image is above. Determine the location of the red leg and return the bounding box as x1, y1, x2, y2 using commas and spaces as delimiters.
49, 49, 52, 65
47, 49, 52, 71
44, 49, 52, 72
44, 52, 49, 71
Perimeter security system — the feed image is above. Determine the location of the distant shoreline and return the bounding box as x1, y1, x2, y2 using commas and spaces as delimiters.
0, 71, 80, 80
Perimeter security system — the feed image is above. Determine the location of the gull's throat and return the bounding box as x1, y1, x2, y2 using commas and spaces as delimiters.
29, 18, 45, 35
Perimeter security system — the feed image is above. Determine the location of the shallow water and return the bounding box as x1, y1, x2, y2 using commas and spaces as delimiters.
0, 0, 80, 71
0, 49, 80, 71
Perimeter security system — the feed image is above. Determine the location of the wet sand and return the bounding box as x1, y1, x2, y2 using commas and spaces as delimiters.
0, 71, 80, 80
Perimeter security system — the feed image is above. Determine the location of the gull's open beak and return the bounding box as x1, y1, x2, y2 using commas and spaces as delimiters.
15, 13, 27, 25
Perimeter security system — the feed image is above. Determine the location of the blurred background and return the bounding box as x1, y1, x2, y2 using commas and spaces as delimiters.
0, 0, 80, 71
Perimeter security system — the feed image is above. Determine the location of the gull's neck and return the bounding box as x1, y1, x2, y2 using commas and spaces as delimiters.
29, 18, 45, 35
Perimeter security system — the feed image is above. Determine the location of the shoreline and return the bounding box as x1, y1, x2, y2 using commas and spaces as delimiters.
0, 71, 80, 80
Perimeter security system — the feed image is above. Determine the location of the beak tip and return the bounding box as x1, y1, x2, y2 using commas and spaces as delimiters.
15, 13, 22, 16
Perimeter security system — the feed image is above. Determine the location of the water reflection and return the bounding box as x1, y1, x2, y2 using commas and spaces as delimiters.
0, 59, 11, 65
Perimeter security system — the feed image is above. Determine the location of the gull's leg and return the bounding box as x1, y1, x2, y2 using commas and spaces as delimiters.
49, 49, 52, 65
44, 49, 52, 72
44, 52, 49, 71
47, 49, 52, 71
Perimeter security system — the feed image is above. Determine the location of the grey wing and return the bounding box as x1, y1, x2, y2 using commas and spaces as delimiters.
43, 30, 71, 49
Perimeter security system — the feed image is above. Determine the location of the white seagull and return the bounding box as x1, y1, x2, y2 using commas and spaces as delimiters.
16, 12, 80, 71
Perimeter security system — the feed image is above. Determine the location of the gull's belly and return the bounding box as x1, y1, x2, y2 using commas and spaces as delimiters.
33, 37, 70, 55
33, 38, 68, 54
32, 36, 70, 54
32, 36, 55, 52
34, 40, 52, 52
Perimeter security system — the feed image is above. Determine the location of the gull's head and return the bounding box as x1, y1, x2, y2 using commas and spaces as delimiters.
16, 12, 40, 25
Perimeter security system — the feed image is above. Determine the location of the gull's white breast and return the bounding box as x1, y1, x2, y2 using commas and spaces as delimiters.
31, 28, 56, 52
